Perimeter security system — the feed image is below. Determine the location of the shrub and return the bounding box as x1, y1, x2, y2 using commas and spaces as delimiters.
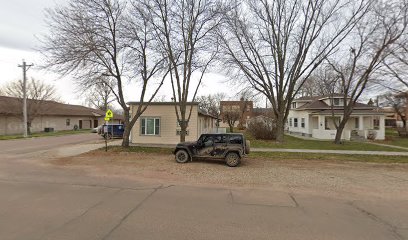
247, 116, 276, 140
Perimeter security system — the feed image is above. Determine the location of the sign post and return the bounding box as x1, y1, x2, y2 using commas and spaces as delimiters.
104, 109, 113, 152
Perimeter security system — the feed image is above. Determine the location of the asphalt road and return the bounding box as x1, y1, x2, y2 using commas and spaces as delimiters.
0, 134, 407, 240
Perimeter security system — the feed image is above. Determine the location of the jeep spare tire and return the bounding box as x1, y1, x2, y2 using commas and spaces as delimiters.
175, 150, 190, 163
245, 140, 250, 154
225, 152, 240, 167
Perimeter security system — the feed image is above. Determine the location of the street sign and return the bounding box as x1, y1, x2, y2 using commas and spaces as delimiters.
105, 109, 114, 119
104, 117, 111, 121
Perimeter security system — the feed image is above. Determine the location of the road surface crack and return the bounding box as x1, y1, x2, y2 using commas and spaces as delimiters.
349, 201, 404, 240
101, 185, 172, 240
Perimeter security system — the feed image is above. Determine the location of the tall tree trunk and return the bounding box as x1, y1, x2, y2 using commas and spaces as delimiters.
334, 120, 347, 144
229, 124, 234, 133
275, 114, 285, 142
180, 122, 187, 142
121, 110, 131, 147
179, 107, 187, 142
403, 117, 407, 129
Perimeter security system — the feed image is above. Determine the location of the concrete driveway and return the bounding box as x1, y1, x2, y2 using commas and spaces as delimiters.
0, 134, 407, 240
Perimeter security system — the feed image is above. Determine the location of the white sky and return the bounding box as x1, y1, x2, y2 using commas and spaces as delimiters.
0, 0, 379, 107
0, 0, 233, 106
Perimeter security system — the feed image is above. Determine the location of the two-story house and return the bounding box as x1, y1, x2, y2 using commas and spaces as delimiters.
287, 94, 386, 140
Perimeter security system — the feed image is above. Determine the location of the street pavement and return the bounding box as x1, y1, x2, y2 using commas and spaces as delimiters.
0, 134, 407, 240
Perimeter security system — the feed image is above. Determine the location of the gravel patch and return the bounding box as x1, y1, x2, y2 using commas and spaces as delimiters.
52, 150, 408, 201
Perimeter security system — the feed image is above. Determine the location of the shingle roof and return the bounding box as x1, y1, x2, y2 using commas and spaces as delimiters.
295, 96, 374, 111
0, 96, 122, 119
198, 108, 217, 119
295, 94, 347, 101
311, 109, 385, 115
127, 101, 198, 105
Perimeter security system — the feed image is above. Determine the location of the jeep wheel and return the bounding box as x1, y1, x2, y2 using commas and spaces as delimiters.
225, 152, 240, 167
175, 150, 190, 163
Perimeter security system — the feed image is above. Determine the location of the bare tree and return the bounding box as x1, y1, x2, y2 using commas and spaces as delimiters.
41, 0, 168, 147
2, 78, 59, 134
144, 0, 223, 142
197, 92, 226, 119
381, 29, 408, 88
326, 0, 408, 144
84, 77, 116, 111
222, 108, 240, 133
218, 0, 371, 142
384, 92, 408, 129
300, 67, 341, 97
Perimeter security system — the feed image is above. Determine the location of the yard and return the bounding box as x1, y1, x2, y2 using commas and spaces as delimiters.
0, 129, 92, 140
242, 130, 408, 152
375, 128, 408, 148
53, 146, 408, 200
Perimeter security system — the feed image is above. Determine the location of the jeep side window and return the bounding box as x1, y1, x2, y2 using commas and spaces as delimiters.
203, 136, 214, 147
214, 135, 227, 144
229, 135, 243, 144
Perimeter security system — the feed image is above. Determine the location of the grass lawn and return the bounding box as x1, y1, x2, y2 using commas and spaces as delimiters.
104, 146, 408, 164
108, 146, 172, 154
243, 131, 408, 152
375, 128, 408, 149
0, 129, 92, 140
250, 151, 408, 164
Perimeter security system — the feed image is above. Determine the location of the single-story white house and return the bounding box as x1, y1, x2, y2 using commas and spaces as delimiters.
128, 102, 219, 145
0, 96, 122, 135
287, 94, 385, 140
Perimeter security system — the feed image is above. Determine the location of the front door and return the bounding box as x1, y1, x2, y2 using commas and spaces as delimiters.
79, 120, 82, 129
94, 120, 98, 128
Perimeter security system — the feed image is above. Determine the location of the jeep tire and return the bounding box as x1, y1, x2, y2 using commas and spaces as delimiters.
225, 152, 240, 167
175, 149, 190, 163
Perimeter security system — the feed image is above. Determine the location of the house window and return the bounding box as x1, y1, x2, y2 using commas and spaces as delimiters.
301, 118, 305, 128
355, 118, 359, 129
294, 118, 298, 127
176, 130, 189, 136
333, 98, 340, 106
292, 102, 297, 109
289, 118, 293, 127
141, 118, 160, 135
66, 119, 70, 126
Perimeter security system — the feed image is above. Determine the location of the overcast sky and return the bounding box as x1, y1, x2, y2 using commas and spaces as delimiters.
0, 0, 232, 106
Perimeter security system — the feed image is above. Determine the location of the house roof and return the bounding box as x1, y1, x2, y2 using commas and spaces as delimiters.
198, 109, 217, 119
295, 94, 348, 101
127, 101, 199, 106
0, 95, 122, 119
310, 109, 385, 115
295, 98, 374, 111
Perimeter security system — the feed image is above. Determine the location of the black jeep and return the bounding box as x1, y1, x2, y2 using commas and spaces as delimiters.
173, 133, 250, 167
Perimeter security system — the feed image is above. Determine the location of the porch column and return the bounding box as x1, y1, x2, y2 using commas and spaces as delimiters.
359, 116, 364, 130
318, 115, 325, 130
378, 115, 385, 140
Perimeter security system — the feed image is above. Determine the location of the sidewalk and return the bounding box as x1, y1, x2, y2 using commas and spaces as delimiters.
252, 148, 408, 156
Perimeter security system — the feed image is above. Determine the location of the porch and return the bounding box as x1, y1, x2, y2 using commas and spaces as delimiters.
310, 114, 385, 140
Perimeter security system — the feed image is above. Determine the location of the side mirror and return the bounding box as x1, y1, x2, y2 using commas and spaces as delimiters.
197, 140, 202, 146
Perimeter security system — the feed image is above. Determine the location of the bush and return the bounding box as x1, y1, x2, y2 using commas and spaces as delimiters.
247, 116, 276, 140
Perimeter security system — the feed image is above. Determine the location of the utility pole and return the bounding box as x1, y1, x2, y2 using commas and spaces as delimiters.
18, 60, 34, 138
